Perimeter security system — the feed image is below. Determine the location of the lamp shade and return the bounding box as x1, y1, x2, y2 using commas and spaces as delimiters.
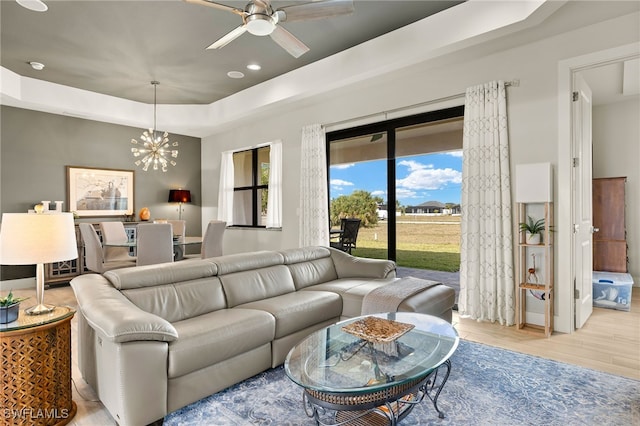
168, 189, 191, 204
0, 213, 78, 265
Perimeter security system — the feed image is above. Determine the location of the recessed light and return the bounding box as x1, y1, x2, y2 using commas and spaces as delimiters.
16, 0, 48, 12
29, 61, 45, 71
247, 64, 261, 71
227, 71, 245, 79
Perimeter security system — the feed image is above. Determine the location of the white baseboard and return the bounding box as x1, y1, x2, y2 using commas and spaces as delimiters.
0, 278, 36, 291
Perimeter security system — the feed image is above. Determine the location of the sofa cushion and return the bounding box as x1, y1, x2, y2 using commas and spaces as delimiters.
329, 248, 396, 279
301, 278, 383, 294
280, 247, 338, 290
212, 251, 284, 275
121, 277, 226, 323
104, 259, 217, 290
71, 274, 178, 343
237, 291, 342, 339
286, 259, 339, 290
340, 278, 399, 318
279, 246, 331, 264
220, 265, 296, 307
168, 308, 275, 379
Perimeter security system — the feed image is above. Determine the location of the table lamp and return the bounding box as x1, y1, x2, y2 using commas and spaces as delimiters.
0, 212, 77, 315
168, 189, 191, 220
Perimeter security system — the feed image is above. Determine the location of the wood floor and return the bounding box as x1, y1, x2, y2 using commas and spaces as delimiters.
8, 285, 640, 426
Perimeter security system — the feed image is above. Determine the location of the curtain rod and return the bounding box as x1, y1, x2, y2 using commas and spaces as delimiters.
324, 79, 519, 130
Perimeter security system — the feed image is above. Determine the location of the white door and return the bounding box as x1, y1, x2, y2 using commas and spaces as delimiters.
573, 73, 594, 329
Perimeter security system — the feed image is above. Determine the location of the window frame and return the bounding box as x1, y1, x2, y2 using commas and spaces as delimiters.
326, 105, 465, 260
232, 146, 269, 228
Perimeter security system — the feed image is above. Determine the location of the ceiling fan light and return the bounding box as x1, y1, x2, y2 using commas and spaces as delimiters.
246, 14, 276, 36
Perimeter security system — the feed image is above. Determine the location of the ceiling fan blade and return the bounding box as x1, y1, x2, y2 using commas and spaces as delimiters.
183, 0, 245, 17
253, 0, 271, 9
206, 25, 247, 50
277, 0, 354, 23
269, 26, 310, 58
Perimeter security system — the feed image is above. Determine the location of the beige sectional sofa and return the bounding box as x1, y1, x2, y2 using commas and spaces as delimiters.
70, 246, 455, 425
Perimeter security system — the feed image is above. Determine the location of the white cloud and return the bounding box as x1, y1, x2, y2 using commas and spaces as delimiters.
371, 190, 386, 197
397, 159, 433, 172
397, 160, 461, 190
396, 188, 420, 199
330, 163, 355, 170
446, 150, 463, 157
330, 179, 354, 187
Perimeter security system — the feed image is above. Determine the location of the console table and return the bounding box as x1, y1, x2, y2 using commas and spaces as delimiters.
45, 222, 139, 284
0, 306, 77, 425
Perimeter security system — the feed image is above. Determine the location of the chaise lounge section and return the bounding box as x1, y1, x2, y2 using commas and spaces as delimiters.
70, 246, 455, 425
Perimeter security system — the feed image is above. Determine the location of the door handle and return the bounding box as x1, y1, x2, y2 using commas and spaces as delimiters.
591, 227, 599, 233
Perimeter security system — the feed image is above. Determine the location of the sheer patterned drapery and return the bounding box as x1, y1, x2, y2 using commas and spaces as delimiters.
459, 80, 515, 325
217, 150, 234, 225
299, 124, 330, 247
266, 141, 282, 228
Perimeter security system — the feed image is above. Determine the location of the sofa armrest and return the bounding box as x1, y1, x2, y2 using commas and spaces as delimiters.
328, 247, 396, 279
71, 274, 178, 343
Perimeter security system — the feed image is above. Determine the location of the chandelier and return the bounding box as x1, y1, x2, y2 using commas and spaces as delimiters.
131, 81, 178, 172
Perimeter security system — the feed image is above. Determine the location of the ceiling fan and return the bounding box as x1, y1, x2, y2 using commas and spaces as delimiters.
184, 0, 354, 58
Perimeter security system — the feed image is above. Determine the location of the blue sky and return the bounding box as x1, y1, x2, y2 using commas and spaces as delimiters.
330, 151, 462, 206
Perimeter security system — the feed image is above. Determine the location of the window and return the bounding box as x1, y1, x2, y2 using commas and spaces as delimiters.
232, 146, 270, 227
218, 141, 281, 228
327, 106, 464, 262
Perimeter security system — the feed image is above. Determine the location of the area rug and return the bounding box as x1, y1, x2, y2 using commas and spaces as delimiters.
164, 340, 639, 425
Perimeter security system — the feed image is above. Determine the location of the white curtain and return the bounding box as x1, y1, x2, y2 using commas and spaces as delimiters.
299, 124, 330, 247
266, 141, 282, 228
459, 80, 515, 325
217, 150, 234, 225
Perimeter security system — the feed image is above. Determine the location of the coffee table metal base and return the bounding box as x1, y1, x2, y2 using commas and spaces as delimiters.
301, 359, 451, 426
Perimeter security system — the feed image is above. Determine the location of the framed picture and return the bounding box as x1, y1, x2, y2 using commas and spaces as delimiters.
67, 166, 134, 217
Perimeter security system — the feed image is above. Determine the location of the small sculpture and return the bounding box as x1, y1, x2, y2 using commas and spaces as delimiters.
527, 253, 539, 284
139, 207, 151, 221
527, 253, 546, 301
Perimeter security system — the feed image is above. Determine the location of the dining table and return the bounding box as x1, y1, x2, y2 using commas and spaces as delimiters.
104, 236, 202, 261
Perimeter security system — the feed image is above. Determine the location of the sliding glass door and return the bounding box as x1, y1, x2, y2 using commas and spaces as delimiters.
395, 119, 463, 270
328, 131, 388, 260
327, 106, 463, 271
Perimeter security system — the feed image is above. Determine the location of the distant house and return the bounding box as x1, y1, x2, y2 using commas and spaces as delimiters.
405, 201, 461, 215
405, 201, 445, 214
377, 204, 388, 220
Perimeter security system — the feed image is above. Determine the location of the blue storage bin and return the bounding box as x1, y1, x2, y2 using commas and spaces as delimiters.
592, 271, 634, 312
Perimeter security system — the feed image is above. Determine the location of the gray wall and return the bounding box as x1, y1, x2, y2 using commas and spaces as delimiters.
0, 106, 201, 279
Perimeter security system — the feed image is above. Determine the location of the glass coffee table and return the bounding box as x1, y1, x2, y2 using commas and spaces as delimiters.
285, 312, 459, 425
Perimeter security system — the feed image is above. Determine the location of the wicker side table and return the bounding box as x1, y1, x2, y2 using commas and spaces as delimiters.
1, 306, 77, 426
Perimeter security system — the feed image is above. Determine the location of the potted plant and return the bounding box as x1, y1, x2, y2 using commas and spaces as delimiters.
519, 216, 545, 245
0, 290, 29, 324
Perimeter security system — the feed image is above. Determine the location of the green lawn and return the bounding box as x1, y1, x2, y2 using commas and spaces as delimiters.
349, 216, 461, 271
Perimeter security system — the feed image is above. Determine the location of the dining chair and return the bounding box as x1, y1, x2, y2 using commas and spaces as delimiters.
184, 220, 226, 259
166, 220, 186, 238
99, 221, 134, 262
200, 220, 226, 259
79, 223, 136, 273
329, 218, 361, 254
166, 219, 187, 260
136, 223, 174, 266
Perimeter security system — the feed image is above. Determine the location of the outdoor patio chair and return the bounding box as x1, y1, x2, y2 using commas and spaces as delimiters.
330, 218, 361, 254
